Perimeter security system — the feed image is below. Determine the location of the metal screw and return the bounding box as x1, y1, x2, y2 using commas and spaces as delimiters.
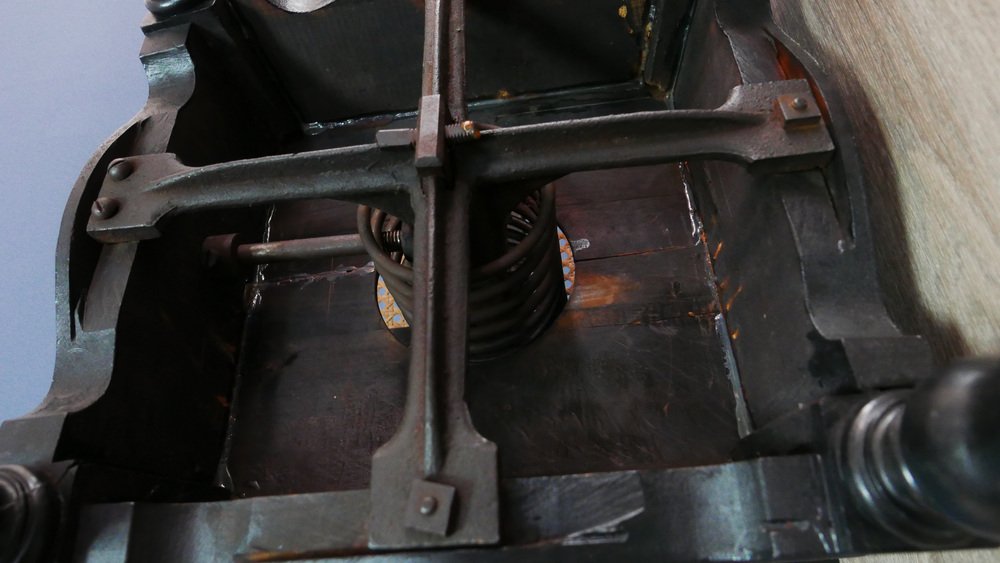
108, 159, 135, 181
790, 97, 808, 111
419, 496, 437, 516
91, 197, 120, 220
445, 121, 481, 142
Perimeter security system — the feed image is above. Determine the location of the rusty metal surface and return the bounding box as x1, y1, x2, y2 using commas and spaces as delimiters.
463, 80, 834, 180
84, 79, 832, 244
86, 147, 416, 243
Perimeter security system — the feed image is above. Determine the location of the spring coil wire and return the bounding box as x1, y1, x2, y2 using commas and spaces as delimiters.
358, 184, 567, 360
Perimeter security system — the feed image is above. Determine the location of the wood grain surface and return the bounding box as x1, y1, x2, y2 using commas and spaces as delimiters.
772, 0, 1000, 361
769, 1, 1000, 561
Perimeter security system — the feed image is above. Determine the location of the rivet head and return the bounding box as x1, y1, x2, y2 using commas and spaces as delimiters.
791, 97, 808, 111
108, 159, 134, 182
145, 0, 201, 17
91, 197, 120, 220
418, 496, 437, 516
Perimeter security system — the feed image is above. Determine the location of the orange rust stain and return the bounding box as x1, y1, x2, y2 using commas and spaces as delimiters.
775, 41, 830, 118
245, 552, 311, 563
687, 311, 697, 318
245, 553, 278, 562
718, 276, 730, 292
497, 89, 512, 99
571, 273, 640, 309
724, 284, 744, 312
712, 241, 724, 260
730, 328, 740, 340
618, 5, 628, 18
555, 311, 583, 330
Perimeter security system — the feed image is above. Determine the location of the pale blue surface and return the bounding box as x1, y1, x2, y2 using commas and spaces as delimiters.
0, 3, 148, 420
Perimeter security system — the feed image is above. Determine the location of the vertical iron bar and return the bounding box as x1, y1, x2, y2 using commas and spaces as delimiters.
421, 0, 447, 98
415, 0, 449, 483
447, 0, 467, 123
414, 0, 448, 170
416, 176, 443, 479
370, 0, 497, 548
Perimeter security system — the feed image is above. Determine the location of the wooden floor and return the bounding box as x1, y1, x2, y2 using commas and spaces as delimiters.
770, 1, 1000, 562
223, 165, 744, 496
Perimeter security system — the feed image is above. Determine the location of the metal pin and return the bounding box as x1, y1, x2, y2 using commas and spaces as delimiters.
90, 197, 120, 220
419, 496, 437, 516
108, 159, 134, 181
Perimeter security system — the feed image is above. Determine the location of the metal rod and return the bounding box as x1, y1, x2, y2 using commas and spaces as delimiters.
414, 0, 450, 479
202, 231, 410, 265
421, 0, 448, 98
86, 82, 830, 244
447, 0, 467, 122
370, 0, 498, 546
235, 234, 365, 263
462, 81, 833, 182
87, 145, 417, 243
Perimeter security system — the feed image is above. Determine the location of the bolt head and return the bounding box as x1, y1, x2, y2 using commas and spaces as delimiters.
91, 197, 120, 220
418, 495, 437, 516
108, 159, 134, 182
791, 97, 808, 111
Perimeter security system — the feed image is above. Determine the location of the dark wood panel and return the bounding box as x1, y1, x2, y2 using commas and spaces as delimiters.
556, 165, 696, 261
467, 316, 739, 478
231, 0, 683, 122
224, 161, 734, 496
555, 164, 689, 208
226, 268, 407, 496
268, 199, 359, 241
559, 195, 696, 261
562, 246, 716, 329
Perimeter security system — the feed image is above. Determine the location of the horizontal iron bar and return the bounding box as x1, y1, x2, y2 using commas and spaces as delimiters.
85, 81, 830, 244
87, 144, 417, 243
463, 80, 833, 182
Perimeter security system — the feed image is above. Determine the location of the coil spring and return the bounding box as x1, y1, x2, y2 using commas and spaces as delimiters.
358, 184, 567, 360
